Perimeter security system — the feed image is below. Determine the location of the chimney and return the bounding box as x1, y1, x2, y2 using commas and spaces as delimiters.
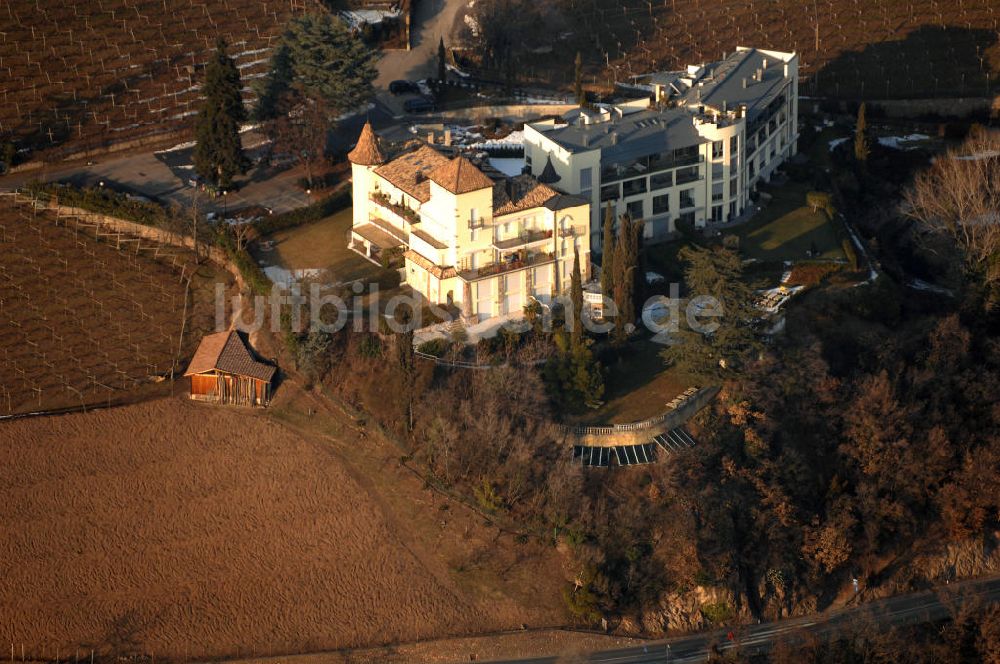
427, 131, 435, 144
762, 57, 768, 70
742, 77, 748, 89
610, 131, 618, 145
444, 129, 452, 146
756, 68, 763, 81
582, 133, 590, 147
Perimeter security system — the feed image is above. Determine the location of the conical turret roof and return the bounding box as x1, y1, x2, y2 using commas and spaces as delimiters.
348, 120, 387, 166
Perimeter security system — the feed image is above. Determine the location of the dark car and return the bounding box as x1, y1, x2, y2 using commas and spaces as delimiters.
389, 80, 419, 95
403, 97, 436, 113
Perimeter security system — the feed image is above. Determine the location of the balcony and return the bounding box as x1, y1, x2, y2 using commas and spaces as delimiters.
459, 250, 556, 281
370, 191, 420, 226
492, 228, 553, 251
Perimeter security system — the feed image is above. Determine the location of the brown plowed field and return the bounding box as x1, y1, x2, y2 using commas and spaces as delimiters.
0, 398, 497, 660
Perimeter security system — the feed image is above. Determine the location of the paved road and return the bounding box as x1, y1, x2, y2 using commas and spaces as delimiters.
374, 0, 468, 117
486, 575, 1000, 663
0, 130, 312, 215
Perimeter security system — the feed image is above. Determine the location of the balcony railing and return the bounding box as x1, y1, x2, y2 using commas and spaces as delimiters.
459, 251, 556, 280
492, 228, 553, 250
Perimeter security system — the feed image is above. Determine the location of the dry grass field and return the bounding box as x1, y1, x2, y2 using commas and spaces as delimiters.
0, 197, 220, 415
0, 397, 519, 661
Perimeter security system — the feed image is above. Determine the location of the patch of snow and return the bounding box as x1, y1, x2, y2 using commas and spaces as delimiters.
828, 137, 849, 151
446, 63, 471, 78
262, 266, 324, 287
877, 134, 930, 149
339, 8, 400, 30
907, 278, 954, 296
955, 150, 1000, 161
468, 130, 524, 149
488, 157, 525, 177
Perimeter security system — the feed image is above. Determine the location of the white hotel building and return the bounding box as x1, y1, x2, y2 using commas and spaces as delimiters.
523, 47, 799, 250
348, 122, 591, 322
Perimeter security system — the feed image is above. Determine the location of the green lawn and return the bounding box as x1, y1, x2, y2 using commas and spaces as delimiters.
735, 183, 845, 262
574, 340, 691, 426
253, 207, 390, 285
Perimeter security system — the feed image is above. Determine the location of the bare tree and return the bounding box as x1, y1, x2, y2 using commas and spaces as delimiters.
903, 126, 1000, 302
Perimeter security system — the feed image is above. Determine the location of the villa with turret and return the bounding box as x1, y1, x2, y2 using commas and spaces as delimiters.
348, 122, 591, 322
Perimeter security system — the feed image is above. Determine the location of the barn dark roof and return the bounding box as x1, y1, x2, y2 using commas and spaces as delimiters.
184, 330, 276, 382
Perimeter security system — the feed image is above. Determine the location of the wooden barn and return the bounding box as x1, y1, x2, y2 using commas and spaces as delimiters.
184, 330, 276, 407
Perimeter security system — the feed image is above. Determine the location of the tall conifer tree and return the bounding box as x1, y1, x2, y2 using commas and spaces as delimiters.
193, 39, 248, 188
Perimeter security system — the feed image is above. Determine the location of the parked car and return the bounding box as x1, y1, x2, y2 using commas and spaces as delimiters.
389, 79, 419, 95
403, 97, 436, 113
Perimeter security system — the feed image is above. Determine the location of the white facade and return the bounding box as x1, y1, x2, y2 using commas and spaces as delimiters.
348, 128, 592, 322
523, 47, 799, 250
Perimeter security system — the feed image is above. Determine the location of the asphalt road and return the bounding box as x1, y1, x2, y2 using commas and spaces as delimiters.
487, 575, 1000, 663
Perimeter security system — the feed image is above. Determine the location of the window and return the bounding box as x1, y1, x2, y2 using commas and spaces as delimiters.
676, 166, 699, 184
470, 227, 478, 242
678, 211, 696, 227
679, 188, 695, 209
652, 193, 670, 215
730, 136, 738, 156
623, 177, 647, 197
749, 160, 756, 177
643, 220, 654, 239
600, 183, 620, 201
712, 183, 723, 202
470, 208, 480, 227
712, 140, 724, 160
580, 167, 593, 190
525, 155, 532, 166
650, 171, 673, 190
711, 205, 723, 222
729, 177, 738, 197
770, 145, 776, 159
729, 201, 737, 219
626, 199, 644, 220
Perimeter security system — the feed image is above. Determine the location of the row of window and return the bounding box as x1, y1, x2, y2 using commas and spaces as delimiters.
601, 165, 701, 201
616, 188, 698, 220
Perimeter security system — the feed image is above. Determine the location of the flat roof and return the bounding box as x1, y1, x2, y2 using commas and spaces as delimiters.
680, 48, 793, 121
534, 108, 707, 162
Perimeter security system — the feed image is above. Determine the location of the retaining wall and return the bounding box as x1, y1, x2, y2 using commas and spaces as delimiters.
15, 195, 245, 291
567, 385, 720, 448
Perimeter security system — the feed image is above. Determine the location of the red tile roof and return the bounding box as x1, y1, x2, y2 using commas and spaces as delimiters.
184, 331, 276, 382
374, 145, 449, 202
427, 155, 494, 194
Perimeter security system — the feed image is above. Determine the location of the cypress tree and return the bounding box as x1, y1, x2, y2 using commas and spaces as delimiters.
193, 39, 248, 189
438, 37, 447, 84
570, 244, 584, 347
611, 214, 640, 345
854, 102, 870, 163
600, 202, 616, 300
574, 51, 585, 107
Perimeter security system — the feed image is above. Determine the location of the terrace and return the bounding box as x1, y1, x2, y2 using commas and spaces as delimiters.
459, 250, 556, 281
369, 191, 421, 227
492, 228, 553, 251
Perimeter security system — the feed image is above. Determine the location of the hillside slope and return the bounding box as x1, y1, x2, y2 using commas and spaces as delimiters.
0, 0, 304, 158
